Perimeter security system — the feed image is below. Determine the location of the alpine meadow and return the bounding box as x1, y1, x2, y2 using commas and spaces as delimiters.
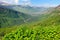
0, 0, 60, 40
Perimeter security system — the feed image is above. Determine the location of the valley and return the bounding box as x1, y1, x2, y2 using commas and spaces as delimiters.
0, 1, 60, 40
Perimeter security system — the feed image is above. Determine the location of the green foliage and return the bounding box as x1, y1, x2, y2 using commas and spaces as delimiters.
3, 25, 60, 40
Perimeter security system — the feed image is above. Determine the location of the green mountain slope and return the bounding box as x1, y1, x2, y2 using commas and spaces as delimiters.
38, 7, 60, 26
3, 6, 60, 40
0, 3, 60, 40
0, 6, 31, 28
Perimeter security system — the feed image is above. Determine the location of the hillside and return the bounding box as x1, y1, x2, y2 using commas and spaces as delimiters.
0, 6, 31, 28
38, 5, 60, 26
0, 2, 60, 40
2, 5, 60, 40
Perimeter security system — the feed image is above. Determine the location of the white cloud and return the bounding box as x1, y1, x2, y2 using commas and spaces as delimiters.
35, 4, 58, 7
0, 0, 58, 7
15, 0, 19, 4
0, 0, 8, 2
22, 0, 30, 1
0, 0, 19, 4
43, 4, 58, 7
21, 0, 32, 6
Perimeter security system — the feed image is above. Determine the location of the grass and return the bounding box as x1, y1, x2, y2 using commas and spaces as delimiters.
0, 25, 21, 40
2, 24, 60, 40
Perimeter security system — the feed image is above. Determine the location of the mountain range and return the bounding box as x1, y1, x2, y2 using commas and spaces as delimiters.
0, 1, 59, 28
0, 1, 60, 40
0, 3, 32, 28
0, 1, 53, 16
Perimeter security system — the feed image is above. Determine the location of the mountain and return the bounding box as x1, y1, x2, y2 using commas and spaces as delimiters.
2, 5, 60, 40
0, 2, 52, 28
0, 1, 53, 16
36, 5, 60, 26
8, 5, 50, 16
0, 1, 55, 16
0, 4, 51, 16
0, 1, 59, 27
0, 5, 32, 28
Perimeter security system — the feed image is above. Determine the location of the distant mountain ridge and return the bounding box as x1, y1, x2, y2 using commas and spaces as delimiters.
0, 5, 32, 28
0, 1, 59, 28
0, 2, 51, 16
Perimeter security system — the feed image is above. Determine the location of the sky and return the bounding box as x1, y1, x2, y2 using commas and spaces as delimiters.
0, 0, 60, 7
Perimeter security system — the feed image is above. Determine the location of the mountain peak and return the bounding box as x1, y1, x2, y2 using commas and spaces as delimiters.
56, 5, 60, 8
55, 5, 60, 10
58, 5, 60, 7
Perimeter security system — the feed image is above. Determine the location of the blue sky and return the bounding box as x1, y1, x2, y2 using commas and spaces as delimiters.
0, 0, 60, 7
31, 0, 60, 7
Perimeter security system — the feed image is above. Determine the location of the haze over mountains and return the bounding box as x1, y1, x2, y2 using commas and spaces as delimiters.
0, 1, 59, 28
0, 1, 32, 28
0, 1, 54, 16
0, 1, 60, 40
